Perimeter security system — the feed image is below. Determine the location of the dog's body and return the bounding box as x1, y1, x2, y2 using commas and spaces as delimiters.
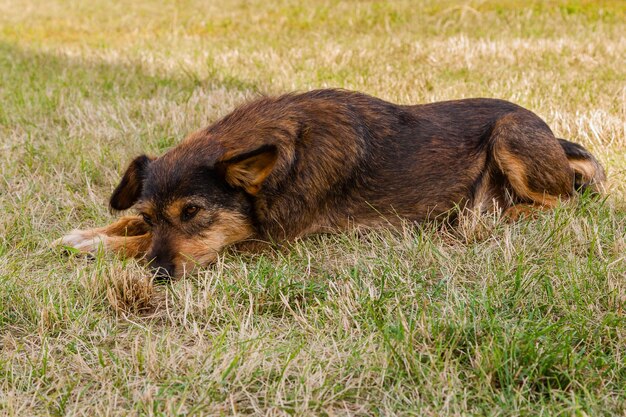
58, 89, 605, 278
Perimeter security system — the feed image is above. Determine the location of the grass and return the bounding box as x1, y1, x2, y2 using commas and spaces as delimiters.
0, 0, 625, 415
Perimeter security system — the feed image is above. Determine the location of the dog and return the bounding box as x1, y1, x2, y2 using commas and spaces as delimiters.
56, 89, 605, 278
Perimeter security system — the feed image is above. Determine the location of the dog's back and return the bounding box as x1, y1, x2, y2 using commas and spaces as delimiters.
204, 89, 603, 236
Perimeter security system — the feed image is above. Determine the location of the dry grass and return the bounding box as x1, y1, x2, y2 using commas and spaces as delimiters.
1, 0, 625, 415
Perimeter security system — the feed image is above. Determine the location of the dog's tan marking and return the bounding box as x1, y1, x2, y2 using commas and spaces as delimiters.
173, 211, 254, 273
495, 146, 561, 209
164, 200, 185, 221
163, 198, 205, 221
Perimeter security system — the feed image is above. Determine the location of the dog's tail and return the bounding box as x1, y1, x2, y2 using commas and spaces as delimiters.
558, 138, 606, 195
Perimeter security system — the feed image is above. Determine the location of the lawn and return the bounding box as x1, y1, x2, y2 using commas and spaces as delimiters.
0, 0, 625, 415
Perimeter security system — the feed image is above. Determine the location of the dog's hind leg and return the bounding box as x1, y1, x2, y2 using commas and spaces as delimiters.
489, 111, 576, 219
54, 216, 151, 258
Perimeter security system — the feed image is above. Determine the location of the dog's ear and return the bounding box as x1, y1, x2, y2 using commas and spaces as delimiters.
109, 155, 153, 211
216, 145, 278, 195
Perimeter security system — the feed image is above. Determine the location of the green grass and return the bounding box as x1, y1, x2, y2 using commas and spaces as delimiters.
1, 0, 625, 415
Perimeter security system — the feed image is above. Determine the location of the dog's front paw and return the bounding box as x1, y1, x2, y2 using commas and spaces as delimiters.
53, 229, 107, 254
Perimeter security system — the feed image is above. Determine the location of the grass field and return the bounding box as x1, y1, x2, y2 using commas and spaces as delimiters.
1, 0, 625, 415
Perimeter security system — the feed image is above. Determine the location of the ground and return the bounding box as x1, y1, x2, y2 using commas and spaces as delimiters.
0, 0, 625, 415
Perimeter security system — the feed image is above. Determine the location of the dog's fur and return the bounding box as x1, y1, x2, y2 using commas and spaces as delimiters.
56, 89, 605, 278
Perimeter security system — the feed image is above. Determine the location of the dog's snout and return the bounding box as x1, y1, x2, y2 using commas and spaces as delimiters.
147, 235, 178, 281
148, 253, 176, 281
152, 265, 175, 281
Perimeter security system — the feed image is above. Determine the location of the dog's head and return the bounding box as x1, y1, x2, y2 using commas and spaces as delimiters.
109, 142, 278, 279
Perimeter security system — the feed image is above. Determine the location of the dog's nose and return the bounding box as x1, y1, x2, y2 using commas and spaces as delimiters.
150, 261, 175, 282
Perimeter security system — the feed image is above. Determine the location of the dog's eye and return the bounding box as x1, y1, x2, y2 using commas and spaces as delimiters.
141, 213, 153, 226
181, 205, 200, 221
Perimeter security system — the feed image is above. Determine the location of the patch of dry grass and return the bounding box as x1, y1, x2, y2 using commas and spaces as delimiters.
1, 0, 625, 415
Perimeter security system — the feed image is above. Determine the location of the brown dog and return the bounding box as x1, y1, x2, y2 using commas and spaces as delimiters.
56, 89, 605, 278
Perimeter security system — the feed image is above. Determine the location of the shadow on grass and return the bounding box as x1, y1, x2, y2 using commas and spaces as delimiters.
0, 41, 259, 129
